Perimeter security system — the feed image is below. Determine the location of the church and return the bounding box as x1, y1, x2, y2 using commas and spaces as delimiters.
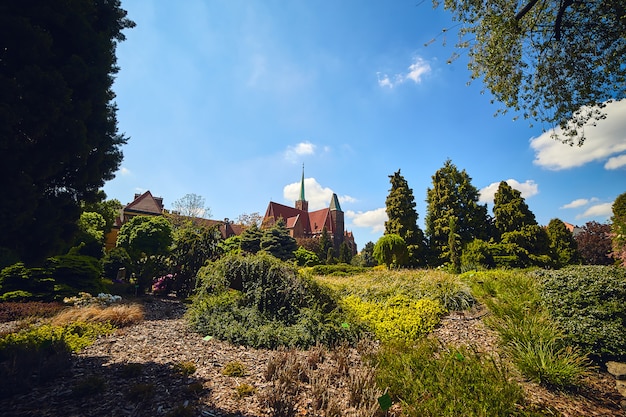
262, 169, 357, 255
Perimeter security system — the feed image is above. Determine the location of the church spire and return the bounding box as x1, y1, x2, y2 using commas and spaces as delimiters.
299, 164, 305, 201
295, 164, 309, 212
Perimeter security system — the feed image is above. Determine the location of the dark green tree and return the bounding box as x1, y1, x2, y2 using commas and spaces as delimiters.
546, 218, 580, 268
384, 170, 426, 266
448, 217, 461, 273
574, 221, 613, 265
294, 246, 321, 267
493, 181, 537, 238
240, 223, 263, 254
435, 0, 626, 145
82, 191, 122, 235
260, 219, 297, 261
611, 192, 626, 267
171, 223, 221, 296
373, 234, 408, 269
318, 227, 333, 261
425, 160, 490, 265
116, 216, 173, 261
360, 241, 377, 267
501, 224, 551, 267
0, 1, 134, 264
338, 242, 353, 264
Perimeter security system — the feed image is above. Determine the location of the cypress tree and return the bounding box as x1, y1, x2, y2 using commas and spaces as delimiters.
546, 218, 580, 268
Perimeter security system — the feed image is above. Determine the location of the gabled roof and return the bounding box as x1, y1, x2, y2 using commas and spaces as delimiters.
124, 191, 164, 215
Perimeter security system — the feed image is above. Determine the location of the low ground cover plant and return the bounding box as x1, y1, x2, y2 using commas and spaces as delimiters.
532, 265, 626, 363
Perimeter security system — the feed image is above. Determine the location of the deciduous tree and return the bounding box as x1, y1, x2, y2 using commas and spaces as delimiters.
574, 221, 613, 265
435, 0, 626, 145
0, 1, 134, 264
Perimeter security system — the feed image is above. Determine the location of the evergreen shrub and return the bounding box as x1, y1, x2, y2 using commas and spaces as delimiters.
534, 265, 626, 362
187, 253, 361, 348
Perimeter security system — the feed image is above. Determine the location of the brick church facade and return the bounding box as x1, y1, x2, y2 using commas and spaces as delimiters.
262, 169, 357, 255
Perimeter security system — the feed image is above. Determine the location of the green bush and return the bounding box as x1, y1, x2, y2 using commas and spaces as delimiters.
187, 253, 362, 348
534, 265, 626, 362
48, 254, 105, 298
0, 263, 55, 301
102, 247, 133, 280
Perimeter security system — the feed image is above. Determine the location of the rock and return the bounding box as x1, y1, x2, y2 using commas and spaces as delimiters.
617, 380, 626, 397
607, 361, 626, 380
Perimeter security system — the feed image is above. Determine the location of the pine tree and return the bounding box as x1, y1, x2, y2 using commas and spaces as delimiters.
260, 219, 297, 261
493, 181, 537, 237
384, 170, 426, 266
425, 160, 490, 265
240, 223, 263, 254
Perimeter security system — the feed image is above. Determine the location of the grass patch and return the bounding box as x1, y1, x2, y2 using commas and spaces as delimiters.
373, 339, 524, 417
50, 303, 144, 328
463, 270, 590, 388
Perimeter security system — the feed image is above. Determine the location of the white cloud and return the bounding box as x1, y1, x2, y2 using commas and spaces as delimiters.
283, 178, 354, 211
530, 99, 626, 170
479, 179, 539, 204
284, 141, 316, 162
605, 154, 626, 170
377, 56, 431, 88
346, 208, 387, 233
560, 198, 598, 209
576, 202, 614, 219
119, 167, 131, 176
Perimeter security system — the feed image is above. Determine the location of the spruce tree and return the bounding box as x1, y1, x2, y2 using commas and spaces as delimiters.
240, 223, 263, 254
318, 227, 333, 262
260, 219, 297, 261
384, 170, 426, 266
493, 181, 537, 237
425, 160, 490, 265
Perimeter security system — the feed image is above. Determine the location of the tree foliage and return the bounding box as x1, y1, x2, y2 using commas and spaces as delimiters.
260, 219, 297, 261
425, 160, 490, 265
0, 0, 134, 264
116, 216, 173, 261
545, 218, 579, 268
239, 223, 263, 254
172, 193, 209, 219
435, 0, 626, 145
493, 181, 537, 237
574, 221, 613, 265
374, 234, 408, 269
611, 192, 626, 267
384, 170, 426, 266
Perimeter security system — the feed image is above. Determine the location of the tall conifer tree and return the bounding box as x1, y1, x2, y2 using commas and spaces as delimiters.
425, 160, 489, 265
493, 181, 537, 237
384, 170, 426, 266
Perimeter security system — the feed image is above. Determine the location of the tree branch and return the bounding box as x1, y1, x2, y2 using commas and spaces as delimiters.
555, 0, 574, 41
515, 0, 541, 20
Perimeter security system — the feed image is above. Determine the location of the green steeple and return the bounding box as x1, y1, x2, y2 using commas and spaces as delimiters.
299, 164, 305, 201
330, 193, 342, 211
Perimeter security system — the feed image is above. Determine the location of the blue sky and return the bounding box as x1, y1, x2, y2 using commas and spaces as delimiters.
104, 0, 626, 250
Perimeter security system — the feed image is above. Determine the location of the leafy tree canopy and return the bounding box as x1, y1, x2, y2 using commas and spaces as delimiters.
574, 221, 613, 265
0, 0, 134, 264
116, 216, 173, 261
435, 0, 626, 145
